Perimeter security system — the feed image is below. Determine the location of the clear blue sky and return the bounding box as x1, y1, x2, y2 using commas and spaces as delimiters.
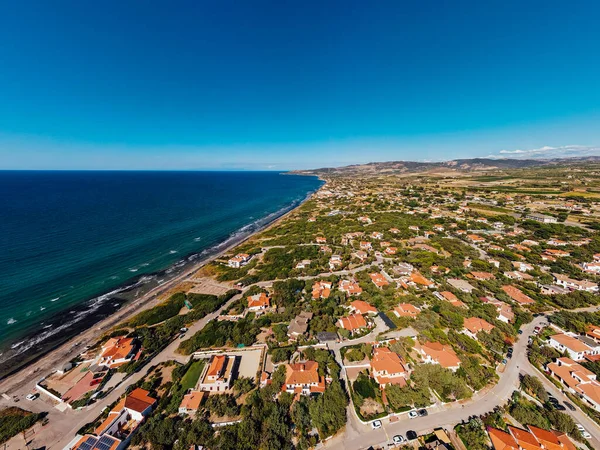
1, 1, 599, 170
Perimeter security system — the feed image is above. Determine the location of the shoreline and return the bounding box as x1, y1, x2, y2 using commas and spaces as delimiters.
0, 176, 324, 389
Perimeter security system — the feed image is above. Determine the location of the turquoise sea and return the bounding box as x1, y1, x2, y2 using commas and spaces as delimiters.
0, 171, 322, 374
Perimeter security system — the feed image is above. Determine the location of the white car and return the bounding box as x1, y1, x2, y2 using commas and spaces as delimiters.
577, 424, 591, 439
25, 393, 38, 401
371, 420, 382, 429
392, 435, 405, 445
408, 410, 418, 419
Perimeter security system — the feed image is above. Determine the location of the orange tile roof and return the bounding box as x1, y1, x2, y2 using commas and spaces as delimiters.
550, 333, 592, 353
410, 271, 434, 286
394, 303, 420, 318
338, 313, 367, 331
527, 425, 562, 450
370, 347, 408, 378
283, 361, 326, 393
340, 280, 362, 295
207, 355, 227, 378
487, 427, 518, 450
420, 342, 461, 369
508, 426, 540, 450
440, 291, 467, 308
470, 271, 495, 280
350, 300, 378, 314
502, 285, 535, 304
464, 317, 495, 334
247, 292, 270, 309
312, 281, 332, 299
369, 272, 389, 287
180, 391, 205, 411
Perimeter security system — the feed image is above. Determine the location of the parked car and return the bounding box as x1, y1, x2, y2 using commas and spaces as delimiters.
371, 420, 382, 430
392, 435, 405, 445
564, 401, 576, 411
26, 393, 38, 401
418, 409, 428, 417
502, 359, 508, 365
408, 410, 418, 419
577, 424, 591, 439
406, 430, 418, 441
518, 329, 523, 335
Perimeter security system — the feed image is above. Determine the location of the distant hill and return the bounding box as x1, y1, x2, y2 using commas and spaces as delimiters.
292, 156, 600, 176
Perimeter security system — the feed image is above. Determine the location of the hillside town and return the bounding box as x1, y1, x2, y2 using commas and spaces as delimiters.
3, 163, 600, 450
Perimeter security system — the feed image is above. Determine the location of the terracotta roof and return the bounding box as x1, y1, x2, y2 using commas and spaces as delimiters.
501, 285, 535, 304
180, 391, 205, 411
527, 425, 562, 450
410, 271, 434, 286
338, 313, 367, 331
248, 292, 270, 309
420, 342, 461, 369
440, 291, 467, 308
340, 280, 362, 295
350, 300, 378, 314
369, 272, 389, 287
370, 347, 408, 378
464, 317, 495, 334
284, 361, 325, 393
207, 355, 227, 378
125, 388, 156, 413
312, 281, 332, 299
394, 303, 420, 318
487, 427, 518, 450
507, 426, 540, 450
550, 333, 592, 353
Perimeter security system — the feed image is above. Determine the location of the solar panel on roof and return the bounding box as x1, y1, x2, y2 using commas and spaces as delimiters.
78, 436, 97, 450
96, 435, 118, 450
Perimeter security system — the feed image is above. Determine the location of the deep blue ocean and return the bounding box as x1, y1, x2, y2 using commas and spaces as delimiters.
0, 171, 321, 366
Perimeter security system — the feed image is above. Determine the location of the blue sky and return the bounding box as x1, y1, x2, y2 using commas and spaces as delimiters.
0, 1, 599, 170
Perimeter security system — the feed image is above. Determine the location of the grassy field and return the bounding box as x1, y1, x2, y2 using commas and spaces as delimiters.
180, 359, 205, 390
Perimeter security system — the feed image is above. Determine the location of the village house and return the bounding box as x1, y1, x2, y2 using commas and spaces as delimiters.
393, 303, 421, 319
353, 250, 368, 261
553, 273, 598, 293
228, 253, 251, 268
463, 317, 495, 339
417, 342, 461, 371
513, 261, 534, 272
467, 234, 485, 243
358, 216, 372, 224
581, 261, 600, 273
329, 254, 343, 270
337, 313, 368, 334
547, 238, 568, 246
547, 357, 600, 412
197, 354, 239, 392
369, 272, 389, 288
469, 271, 495, 281
295, 259, 311, 269
282, 361, 326, 396
487, 425, 576, 450
547, 334, 595, 361
501, 285, 535, 305
247, 292, 271, 312
312, 281, 332, 299
71, 388, 157, 450
544, 249, 570, 258
360, 241, 373, 251
392, 262, 414, 276
384, 246, 397, 255
349, 300, 378, 315
320, 245, 332, 253
481, 297, 514, 323
287, 311, 313, 340
98, 337, 139, 369
178, 391, 205, 416
370, 347, 410, 388
434, 291, 467, 308
447, 278, 475, 293
540, 284, 570, 296
315, 236, 327, 244
339, 279, 363, 296
371, 231, 383, 240
504, 271, 534, 281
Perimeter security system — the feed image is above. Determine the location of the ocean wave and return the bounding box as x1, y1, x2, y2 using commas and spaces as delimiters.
169, 250, 177, 254
50, 297, 60, 302
6, 318, 16, 325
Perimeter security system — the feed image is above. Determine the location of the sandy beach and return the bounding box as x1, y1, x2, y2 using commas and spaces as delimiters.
0, 183, 321, 395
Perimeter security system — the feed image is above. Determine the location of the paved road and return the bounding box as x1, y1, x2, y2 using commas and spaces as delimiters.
325, 317, 547, 449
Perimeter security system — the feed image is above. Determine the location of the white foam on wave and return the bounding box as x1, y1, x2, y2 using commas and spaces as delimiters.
40, 307, 46, 311
169, 250, 177, 254
6, 318, 16, 325
128, 268, 138, 272
50, 297, 60, 302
